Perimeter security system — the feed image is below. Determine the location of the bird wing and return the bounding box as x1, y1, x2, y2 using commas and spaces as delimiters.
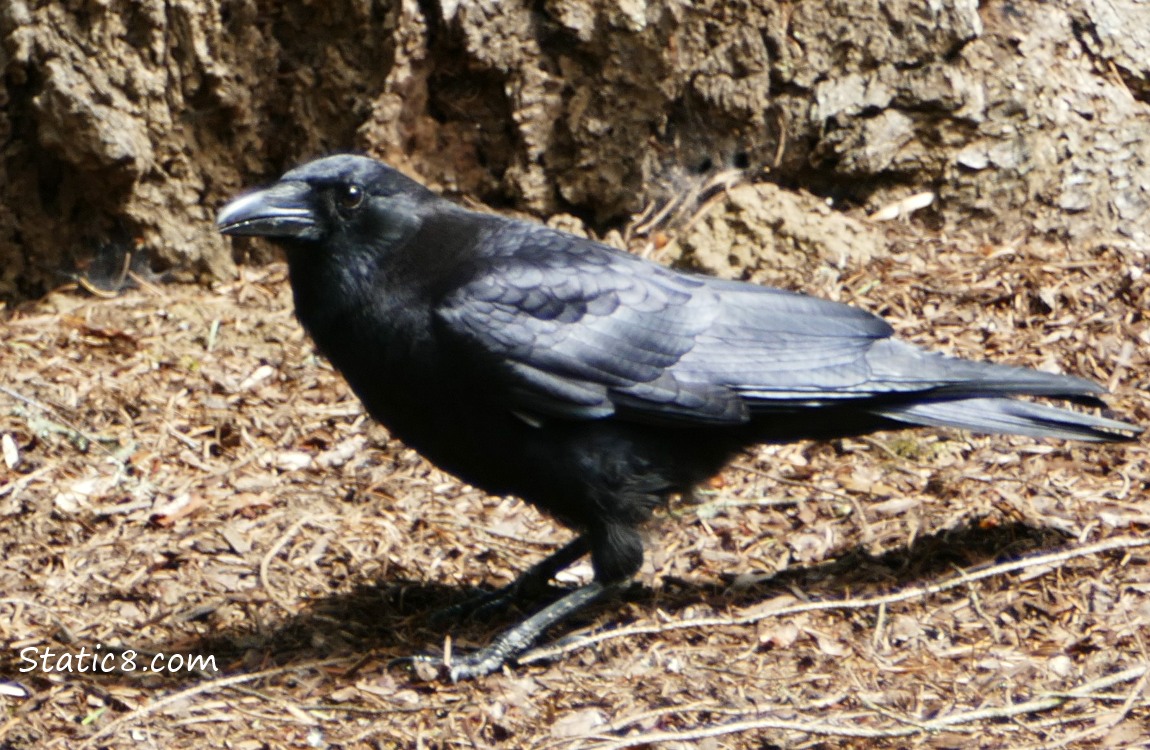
436, 223, 1103, 426
436, 223, 923, 426
435, 228, 732, 423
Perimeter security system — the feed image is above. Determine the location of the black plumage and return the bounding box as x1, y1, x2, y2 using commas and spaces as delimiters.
217, 154, 1138, 679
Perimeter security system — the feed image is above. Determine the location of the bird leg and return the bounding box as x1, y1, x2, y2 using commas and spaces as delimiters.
430, 522, 641, 679
430, 535, 590, 624
445, 579, 621, 681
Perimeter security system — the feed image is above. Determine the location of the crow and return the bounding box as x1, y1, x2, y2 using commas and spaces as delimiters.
217, 154, 1139, 680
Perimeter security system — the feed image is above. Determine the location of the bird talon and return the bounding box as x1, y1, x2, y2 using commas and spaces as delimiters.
387, 647, 509, 682
389, 652, 451, 681
446, 648, 511, 682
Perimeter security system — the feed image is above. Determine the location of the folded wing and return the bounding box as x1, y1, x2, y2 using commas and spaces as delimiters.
436, 222, 1134, 441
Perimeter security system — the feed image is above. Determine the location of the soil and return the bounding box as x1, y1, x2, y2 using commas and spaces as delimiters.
1, 216, 1147, 748
1, 1, 1149, 746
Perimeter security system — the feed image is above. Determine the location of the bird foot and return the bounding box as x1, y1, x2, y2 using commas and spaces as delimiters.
429, 536, 593, 625
399, 581, 614, 682
428, 585, 529, 626
394, 642, 520, 682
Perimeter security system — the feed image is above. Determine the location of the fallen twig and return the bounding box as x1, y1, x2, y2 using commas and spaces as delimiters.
520, 535, 1150, 664
565, 664, 1149, 749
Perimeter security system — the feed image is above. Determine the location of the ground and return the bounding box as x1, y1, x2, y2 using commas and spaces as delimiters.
1, 219, 1148, 748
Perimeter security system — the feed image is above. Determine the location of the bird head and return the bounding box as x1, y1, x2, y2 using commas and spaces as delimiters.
216, 155, 436, 249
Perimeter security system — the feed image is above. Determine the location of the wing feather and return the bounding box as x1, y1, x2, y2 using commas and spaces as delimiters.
434, 221, 1099, 426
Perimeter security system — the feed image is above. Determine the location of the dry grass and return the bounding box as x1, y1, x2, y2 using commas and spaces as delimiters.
1, 224, 1148, 749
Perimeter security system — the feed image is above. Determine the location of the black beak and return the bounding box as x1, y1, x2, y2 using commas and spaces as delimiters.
216, 181, 319, 240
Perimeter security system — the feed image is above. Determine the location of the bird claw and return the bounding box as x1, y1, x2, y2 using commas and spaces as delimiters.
445, 648, 511, 681
391, 647, 512, 682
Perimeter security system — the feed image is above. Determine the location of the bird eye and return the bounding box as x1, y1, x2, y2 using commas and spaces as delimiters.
336, 183, 365, 213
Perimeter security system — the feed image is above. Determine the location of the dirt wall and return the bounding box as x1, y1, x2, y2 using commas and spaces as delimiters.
1, 0, 1147, 298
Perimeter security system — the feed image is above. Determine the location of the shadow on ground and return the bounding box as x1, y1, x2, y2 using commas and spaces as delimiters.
1, 519, 1072, 697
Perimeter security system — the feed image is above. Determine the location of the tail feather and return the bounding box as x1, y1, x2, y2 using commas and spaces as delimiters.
866, 339, 1111, 402
872, 398, 1141, 443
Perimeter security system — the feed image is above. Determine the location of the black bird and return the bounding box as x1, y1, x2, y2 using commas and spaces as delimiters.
217, 154, 1138, 679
